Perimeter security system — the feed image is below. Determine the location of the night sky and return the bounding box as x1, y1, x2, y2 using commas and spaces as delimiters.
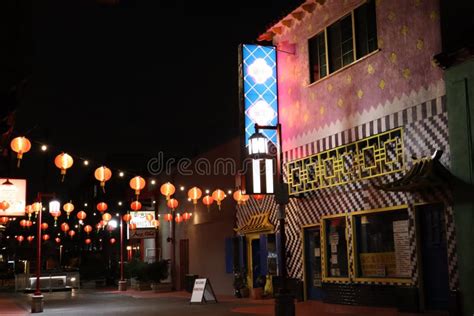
1, 0, 303, 200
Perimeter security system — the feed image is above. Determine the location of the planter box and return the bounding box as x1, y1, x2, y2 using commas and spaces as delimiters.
132, 280, 151, 291
150, 282, 173, 293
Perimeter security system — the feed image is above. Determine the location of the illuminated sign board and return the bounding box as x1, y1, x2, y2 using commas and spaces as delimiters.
129, 211, 155, 229
0, 179, 26, 217
239, 44, 278, 147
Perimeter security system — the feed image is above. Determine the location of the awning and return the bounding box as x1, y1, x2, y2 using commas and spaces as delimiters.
234, 212, 274, 235
373, 150, 453, 192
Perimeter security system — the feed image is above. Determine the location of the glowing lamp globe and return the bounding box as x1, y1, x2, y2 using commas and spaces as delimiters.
160, 182, 175, 200
130, 201, 142, 211
233, 190, 250, 205
122, 214, 132, 222
97, 202, 108, 212
54, 153, 74, 181
42, 234, 50, 241
84, 225, 93, 234
187, 187, 202, 205
77, 211, 87, 220
94, 166, 112, 192
129, 176, 146, 196
27, 236, 35, 243
41, 223, 48, 230
145, 214, 154, 222
63, 202, 74, 219
109, 238, 116, 244
10, 136, 31, 167
49, 200, 60, 214
85, 238, 92, 245
164, 213, 173, 222
167, 198, 178, 210
68, 230, 76, 238
212, 189, 226, 210
102, 213, 112, 222
17, 235, 24, 243
55, 237, 61, 244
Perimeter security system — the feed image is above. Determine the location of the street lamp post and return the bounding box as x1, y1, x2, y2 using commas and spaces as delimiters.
118, 216, 127, 291
32, 193, 58, 314
248, 124, 294, 316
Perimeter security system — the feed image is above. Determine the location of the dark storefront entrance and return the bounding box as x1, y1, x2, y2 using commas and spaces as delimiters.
418, 204, 449, 311
303, 225, 324, 300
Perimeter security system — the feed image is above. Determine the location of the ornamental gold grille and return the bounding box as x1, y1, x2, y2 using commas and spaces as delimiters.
287, 128, 405, 195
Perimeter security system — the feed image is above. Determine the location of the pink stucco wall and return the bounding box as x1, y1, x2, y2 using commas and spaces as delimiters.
274, 0, 443, 151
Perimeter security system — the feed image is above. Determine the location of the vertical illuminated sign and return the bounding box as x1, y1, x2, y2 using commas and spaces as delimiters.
239, 44, 278, 147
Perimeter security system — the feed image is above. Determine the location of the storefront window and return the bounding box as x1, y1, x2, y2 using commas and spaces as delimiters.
323, 216, 349, 278
353, 208, 410, 279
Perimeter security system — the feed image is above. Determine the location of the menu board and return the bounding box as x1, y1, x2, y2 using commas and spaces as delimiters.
393, 220, 410, 277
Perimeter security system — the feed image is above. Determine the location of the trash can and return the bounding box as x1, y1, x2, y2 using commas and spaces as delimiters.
185, 274, 198, 293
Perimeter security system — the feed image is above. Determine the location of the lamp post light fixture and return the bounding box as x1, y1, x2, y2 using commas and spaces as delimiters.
248, 123, 294, 316
32, 193, 59, 313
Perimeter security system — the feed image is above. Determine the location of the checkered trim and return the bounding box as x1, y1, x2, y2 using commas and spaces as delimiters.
236, 96, 458, 289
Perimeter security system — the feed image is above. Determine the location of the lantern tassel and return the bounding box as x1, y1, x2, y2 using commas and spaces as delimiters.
17, 159, 21, 168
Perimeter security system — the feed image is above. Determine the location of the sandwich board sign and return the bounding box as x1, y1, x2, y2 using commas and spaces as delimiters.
190, 278, 217, 304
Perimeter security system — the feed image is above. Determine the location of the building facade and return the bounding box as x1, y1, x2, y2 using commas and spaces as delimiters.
236, 0, 460, 313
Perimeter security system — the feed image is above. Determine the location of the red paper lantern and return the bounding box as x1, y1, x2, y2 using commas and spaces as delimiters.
175, 214, 183, 223
233, 190, 250, 205
187, 187, 202, 205
19, 219, 28, 228
63, 202, 74, 219
252, 194, 265, 201
122, 214, 132, 222
41, 223, 49, 230
84, 225, 93, 234
68, 230, 76, 238
129, 223, 137, 230
151, 219, 160, 228
27, 236, 35, 243
97, 202, 108, 213
0, 217, 9, 225
60, 222, 70, 233
77, 211, 87, 220
42, 234, 50, 241
102, 213, 112, 222
55, 237, 61, 244
10, 136, 31, 167
17, 235, 25, 243
212, 189, 226, 209
54, 153, 74, 181
182, 212, 192, 221
129, 176, 146, 196
94, 166, 112, 191
0, 201, 9, 211
202, 195, 214, 210
145, 213, 154, 222
26, 220, 32, 228
109, 238, 116, 244
25, 205, 34, 219
85, 238, 91, 245
130, 201, 142, 211
167, 198, 178, 210
164, 213, 173, 222
160, 182, 175, 200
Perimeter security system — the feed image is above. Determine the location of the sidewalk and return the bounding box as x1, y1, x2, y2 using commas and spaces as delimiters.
0, 294, 29, 316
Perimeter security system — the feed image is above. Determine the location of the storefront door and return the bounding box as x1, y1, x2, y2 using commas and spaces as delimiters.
304, 226, 324, 300
418, 204, 449, 311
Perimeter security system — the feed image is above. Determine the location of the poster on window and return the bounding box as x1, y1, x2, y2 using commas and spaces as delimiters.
393, 220, 410, 277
